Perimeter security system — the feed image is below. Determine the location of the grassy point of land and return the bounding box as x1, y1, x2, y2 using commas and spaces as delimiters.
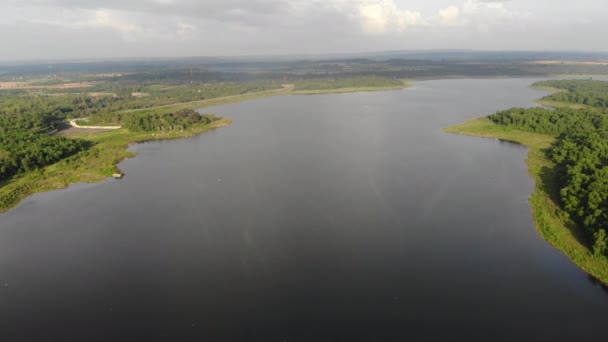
444, 117, 608, 285
1, 79, 415, 214
291, 81, 411, 95
0, 118, 232, 214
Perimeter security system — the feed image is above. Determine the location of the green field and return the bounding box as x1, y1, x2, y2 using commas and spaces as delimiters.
444, 117, 608, 285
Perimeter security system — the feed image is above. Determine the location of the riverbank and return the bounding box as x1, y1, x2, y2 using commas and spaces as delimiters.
0, 118, 231, 213
121, 86, 294, 114
122, 82, 410, 113
291, 83, 411, 95
0, 82, 412, 213
444, 117, 608, 285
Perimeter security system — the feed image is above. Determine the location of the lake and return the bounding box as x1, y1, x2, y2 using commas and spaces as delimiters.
1, 79, 607, 341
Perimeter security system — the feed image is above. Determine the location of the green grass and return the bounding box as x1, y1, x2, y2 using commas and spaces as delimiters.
535, 99, 589, 109
291, 83, 411, 95
444, 117, 608, 285
0, 118, 231, 213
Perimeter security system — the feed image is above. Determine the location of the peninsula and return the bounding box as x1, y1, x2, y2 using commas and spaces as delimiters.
445, 79, 608, 285
0, 76, 410, 213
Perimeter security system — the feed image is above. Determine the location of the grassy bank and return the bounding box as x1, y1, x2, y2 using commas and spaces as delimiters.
0, 80, 411, 213
0, 118, 231, 213
291, 83, 411, 95
120, 82, 410, 109
121, 86, 292, 114
444, 117, 608, 285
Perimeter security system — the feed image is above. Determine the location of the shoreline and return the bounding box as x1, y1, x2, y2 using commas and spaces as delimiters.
444, 117, 608, 285
290, 83, 411, 95
0, 83, 407, 213
0, 118, 232, 214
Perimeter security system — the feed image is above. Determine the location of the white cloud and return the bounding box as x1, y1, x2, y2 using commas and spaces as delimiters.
176, 21, 196, 40
0, 0, 607, 59
438, 6, 460, 26
357, 0, 423, 34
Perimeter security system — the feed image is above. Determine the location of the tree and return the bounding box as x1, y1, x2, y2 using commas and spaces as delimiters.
593, 229, 607, 257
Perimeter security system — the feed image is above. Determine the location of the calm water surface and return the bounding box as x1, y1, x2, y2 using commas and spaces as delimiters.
1, 79, 607, 341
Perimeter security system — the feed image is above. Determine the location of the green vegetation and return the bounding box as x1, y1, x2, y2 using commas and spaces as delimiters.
0, 118, 231, 213
0, 81, 263, 212
0, 95, 95, 181
0, 133, 87, 181
0, 75, 409, 213
533, 79, 608, 108
293, 77, 409, 94
488, 107, 608, 239
124, 110, 220, 132
445, 79, 608, 285
0, 73, 404, 212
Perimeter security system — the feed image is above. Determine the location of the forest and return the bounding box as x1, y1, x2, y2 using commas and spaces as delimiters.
123, 109, 219, 132
0, 75, 404, 185
533, 79, 608, 108
489, 80, 608, 256
0, 96, 91, 181
0, 81, 258, 182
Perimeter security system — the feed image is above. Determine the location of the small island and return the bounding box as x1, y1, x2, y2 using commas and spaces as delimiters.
445, 79, 608, 285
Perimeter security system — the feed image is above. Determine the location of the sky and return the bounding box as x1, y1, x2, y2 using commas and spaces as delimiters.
1, 0, 607, 60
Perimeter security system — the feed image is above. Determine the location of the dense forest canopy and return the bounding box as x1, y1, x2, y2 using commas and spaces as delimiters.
490, 80, 608, 255
123, 109, 220, 132
0, 132, 87, 181
533, 79, 608, 108
0, 95, 101, 181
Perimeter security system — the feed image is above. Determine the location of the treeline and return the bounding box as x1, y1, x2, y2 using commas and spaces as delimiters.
534, 80, 608, 108
2, 81, 282, 114
489, 100, 608, 255
0, 79, 246, 182
0, 95, 109, 132
488, 107, 608, 135
123, 109, 219, 132
0, 132, 87, 181
0, 96, 92, 181
293, 77, 404, 91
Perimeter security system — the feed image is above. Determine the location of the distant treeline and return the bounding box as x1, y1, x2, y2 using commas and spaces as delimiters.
534, 80, 608, 108
294, 77, 403, 91
489, 80, 608, 255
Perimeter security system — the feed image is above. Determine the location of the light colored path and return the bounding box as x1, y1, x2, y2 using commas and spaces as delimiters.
69, 119, 121, 130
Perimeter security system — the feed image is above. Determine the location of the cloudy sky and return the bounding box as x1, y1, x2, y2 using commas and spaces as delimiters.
1, 0, 606, 60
